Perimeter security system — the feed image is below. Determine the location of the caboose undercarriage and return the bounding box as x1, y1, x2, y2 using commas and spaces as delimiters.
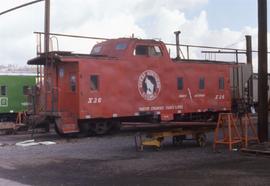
28, 109, 223, 136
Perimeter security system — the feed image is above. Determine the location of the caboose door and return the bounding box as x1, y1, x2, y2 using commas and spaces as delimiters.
57, 62, 78, 115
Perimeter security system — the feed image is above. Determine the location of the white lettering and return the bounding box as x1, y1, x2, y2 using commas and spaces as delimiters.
138, 105, 183, 112
88, 97, 102, 104
194, 94, 205, 98
215, 95, 225, 100
139, 107, 150, 111
178, 94, 187, 98
150, 106, 164, 111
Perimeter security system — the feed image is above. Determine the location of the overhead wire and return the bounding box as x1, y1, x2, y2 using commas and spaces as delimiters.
0, 0, 44, 16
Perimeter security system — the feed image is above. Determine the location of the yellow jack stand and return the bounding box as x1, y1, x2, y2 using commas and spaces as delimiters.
135, 128, 208, 151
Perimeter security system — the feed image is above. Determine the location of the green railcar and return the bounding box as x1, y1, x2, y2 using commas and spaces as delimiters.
0, 74, 36, 121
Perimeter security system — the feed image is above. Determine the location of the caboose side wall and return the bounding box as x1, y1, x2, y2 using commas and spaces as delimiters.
76, 56, 232, 121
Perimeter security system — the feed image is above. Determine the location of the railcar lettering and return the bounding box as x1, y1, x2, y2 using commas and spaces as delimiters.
88, 97, 102, 104
194, 94, 205, 98
165, 105, 184, 110
150, 106, 164, 111
139, 105, 183, 112
0, 97, 8, 107
138, 107, 150, 111
178, 94, 187, 98
215, 95, 225, 100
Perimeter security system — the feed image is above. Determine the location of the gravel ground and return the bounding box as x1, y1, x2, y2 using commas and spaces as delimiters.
0, 130, 269, 186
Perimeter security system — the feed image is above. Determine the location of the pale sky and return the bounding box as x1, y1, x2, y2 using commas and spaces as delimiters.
0, 0, 268, 71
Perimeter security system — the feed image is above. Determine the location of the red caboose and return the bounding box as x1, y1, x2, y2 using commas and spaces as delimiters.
28, 36, 252, 135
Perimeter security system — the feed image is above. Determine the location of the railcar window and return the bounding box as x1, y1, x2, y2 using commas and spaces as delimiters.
134, 45, 162, 56
177, 77, 183, 90
116, 43, 127, 50
59, 68, 64, 78
0, 85, 7, 96
90, 75, 99, 91
70, 75, 76, 92
91, 46, 102, 54
149, 46, 162, 56
219, 77, 225, 90
23, 86, 29, 95
135, 45, 148, 55
199, 78, 205, 90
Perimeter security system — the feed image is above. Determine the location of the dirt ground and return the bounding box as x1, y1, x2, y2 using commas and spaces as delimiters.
0, 129, 269, 186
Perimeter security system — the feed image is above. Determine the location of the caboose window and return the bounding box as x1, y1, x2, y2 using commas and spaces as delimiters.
91, 46, 102, 54
116, 43, 127, 50
177, 77, 183, 90
70, 75, 76, 92
219, 77, 225, 89
0, 85, 7, 96
90, 75, 99, 91
199, 78, 205, 90
149, 46, 162, 56
135, 45, 148, 55
134, 45, 163, 57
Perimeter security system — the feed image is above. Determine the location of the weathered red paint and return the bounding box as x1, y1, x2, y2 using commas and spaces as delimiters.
28, 38, 243, 134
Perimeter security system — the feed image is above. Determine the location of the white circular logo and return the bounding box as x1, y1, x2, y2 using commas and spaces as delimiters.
138, 70, 161, 101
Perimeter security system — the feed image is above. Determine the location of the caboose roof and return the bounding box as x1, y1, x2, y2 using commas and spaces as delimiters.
27, 37, 163, 65
27, 37, 245, 65
27, 51, 118, 65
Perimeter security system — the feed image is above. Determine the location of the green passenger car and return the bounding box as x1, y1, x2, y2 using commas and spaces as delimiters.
0, 74, 36, 121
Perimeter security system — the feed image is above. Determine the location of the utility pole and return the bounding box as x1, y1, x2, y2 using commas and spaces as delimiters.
257, 0, 268, 142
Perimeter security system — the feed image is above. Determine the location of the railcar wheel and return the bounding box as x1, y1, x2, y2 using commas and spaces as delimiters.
79, 122, 91, 137
172, 135, 185, 146
196, 133, 207, 147
92, 121, 111, 135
